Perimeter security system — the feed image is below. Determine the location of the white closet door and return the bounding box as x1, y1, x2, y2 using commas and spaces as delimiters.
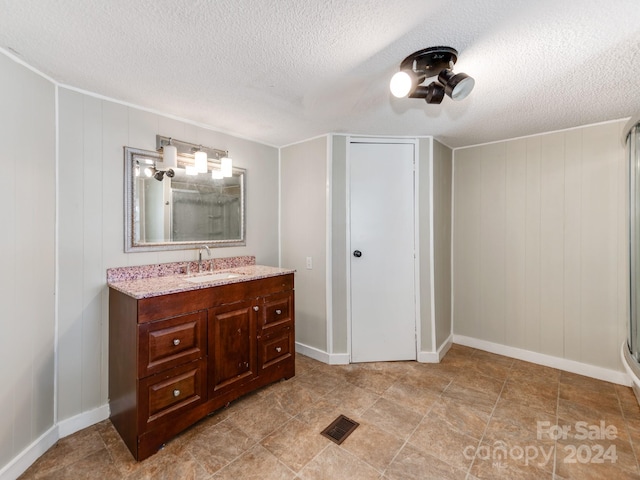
350, 141, 416, 362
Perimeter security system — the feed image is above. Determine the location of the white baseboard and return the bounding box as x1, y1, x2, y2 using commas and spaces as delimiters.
417, 351, 439, 362
58, 404, 110, 438
454, 335, 632, 386
0, 404, 110, 480
418, 334, 453, 363
295, 342, 350, 365
327, 353, 350, 365
0, 426, 57, 480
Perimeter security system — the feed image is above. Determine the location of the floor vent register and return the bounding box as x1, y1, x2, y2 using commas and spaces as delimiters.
320, 415, 360, 445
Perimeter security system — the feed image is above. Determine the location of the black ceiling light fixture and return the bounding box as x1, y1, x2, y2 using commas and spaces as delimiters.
144, 165, 175, 182
389, 46, 475, 104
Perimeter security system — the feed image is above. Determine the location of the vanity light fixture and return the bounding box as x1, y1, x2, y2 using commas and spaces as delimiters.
194, 148, 208, 173
156, 135, 232, 176
221, 155, 233, 177
161, 138, 178, 169
390, 46, 475, 104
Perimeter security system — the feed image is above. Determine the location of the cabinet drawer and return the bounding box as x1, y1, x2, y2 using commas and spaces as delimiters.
262, 292, 293, 332
139, 359, 206, 430
259, 325, 294, 371
138, 311, 206, 377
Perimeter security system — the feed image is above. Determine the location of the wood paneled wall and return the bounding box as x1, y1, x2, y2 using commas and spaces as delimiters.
0, 54, 56, 467
453, 121, 628, 371
281, 137, 328, 352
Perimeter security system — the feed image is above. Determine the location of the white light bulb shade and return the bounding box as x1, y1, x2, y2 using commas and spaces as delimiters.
163, 144, 178, 169
194, 151, 208, 173
438, 70, 475, 101
211, 169, 224, 179
390, 70, 414, 98
185, 165, 198, 175
144, 166, 154, 177
450, 76, 475, 101
221, 156, 233, 177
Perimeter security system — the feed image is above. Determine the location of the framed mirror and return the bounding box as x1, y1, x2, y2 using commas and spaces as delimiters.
124, 146, 246, 252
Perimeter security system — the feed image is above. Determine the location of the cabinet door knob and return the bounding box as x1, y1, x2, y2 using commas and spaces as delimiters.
173, 338, 180, 346
253, 306, 259, 311
275, 347, 282, 353
173, 389, 180, 397
275, 309, 282, 315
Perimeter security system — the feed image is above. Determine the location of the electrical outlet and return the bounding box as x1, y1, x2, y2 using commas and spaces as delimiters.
306, 256, 313, 269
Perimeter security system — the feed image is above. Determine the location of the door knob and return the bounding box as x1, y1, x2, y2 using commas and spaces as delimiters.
353, 250, 362, 258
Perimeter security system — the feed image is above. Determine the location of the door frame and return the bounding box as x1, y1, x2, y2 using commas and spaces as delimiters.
345, 136, 421, 362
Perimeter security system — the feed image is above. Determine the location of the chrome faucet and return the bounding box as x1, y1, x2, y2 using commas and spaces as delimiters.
198, 245, 211, 273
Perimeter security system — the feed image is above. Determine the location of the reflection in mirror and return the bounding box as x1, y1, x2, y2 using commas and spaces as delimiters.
124, 147, 246, 252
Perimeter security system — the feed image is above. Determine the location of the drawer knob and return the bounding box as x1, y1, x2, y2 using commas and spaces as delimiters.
275, 309, 282, 315
173, 389, 180, 397
253, 306, 259, 312
275, 347, 282, 353
173, 338, 181, 346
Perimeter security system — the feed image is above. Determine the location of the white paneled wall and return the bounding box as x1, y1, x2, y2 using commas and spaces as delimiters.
281, 137, 328, 353
0, 55, 56, 468
433, 140, 452, 350
453, 121, 628, 371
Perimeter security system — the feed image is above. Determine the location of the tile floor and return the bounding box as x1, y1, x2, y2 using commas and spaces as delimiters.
19, 345, 640, 479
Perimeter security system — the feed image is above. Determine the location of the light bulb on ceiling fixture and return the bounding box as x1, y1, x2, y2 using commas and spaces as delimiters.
221, 155, 233, 177
437, 69, 475, 101
194, 150, 208, 173
389, 70, 425, 98
424, 82, 445, 104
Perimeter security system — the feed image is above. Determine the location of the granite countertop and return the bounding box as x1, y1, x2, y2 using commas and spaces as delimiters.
108, 264, 295, 299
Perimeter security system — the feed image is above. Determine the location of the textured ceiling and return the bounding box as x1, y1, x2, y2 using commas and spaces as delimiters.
1, 0, 639, 148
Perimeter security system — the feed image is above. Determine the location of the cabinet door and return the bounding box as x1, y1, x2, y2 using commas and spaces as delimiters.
208, 300, 257, 397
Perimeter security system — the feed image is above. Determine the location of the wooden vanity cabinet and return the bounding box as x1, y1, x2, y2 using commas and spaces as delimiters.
109, 273, 294, 461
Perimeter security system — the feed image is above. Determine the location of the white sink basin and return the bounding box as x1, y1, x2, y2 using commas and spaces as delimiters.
185, 273, 242, 284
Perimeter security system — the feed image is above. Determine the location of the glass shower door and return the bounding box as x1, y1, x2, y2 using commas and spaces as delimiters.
629, 123, 640, 361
